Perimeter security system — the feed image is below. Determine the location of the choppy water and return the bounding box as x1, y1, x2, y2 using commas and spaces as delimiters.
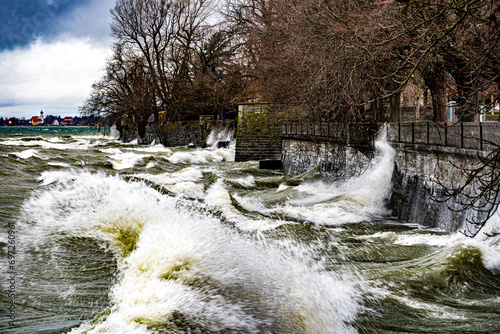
0, 126, 499, 334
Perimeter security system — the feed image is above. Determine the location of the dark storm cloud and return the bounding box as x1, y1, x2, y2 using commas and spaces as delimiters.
0, 0, 103, 50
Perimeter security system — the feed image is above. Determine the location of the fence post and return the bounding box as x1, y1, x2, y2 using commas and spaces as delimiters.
412, 123, 415, 144
480, 122, 483, 151
461, 122, 464, 148
427, 122, 430, 145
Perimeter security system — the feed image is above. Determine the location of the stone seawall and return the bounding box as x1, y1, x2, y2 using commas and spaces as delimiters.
119, 120, 234, 147
281, 139, 371, 181
389, 143, 487, 232
281, 126, 492, 233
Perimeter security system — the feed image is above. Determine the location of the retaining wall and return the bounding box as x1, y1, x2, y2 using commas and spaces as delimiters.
389, 143, 488, 232
120, 120, 234, 147
388, 122, 500, 150
281, 139, 372, 181
280, 122, 500, 233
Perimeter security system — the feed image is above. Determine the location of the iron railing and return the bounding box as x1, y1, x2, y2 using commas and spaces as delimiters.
387, 122, 500, 151
281, 122, 500, 151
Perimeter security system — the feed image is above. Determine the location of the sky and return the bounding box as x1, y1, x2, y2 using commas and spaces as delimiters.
0, 0, 116, 119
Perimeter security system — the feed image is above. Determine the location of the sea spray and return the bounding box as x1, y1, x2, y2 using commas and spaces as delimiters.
250, 125, 397, 226
206, 128, 235, 149
110, 124, 120, 140
20, 170, 363, 333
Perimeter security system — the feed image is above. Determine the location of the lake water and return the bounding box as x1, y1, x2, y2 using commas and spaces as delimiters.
0, 126, 499, 333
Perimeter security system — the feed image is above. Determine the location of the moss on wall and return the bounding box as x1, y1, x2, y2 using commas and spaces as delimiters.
235, 103, 306, 162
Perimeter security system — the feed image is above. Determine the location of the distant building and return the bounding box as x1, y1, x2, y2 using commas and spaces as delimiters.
29, 116, 39, 126
52, 120, 60, 126
61, 117, 74, 126
39, 110, 44, 125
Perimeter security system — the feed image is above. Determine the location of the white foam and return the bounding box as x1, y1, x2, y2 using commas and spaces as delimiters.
99, 148, 123, 154
480, 244, 500, 273
47, 137, 64, 143
11, 149, 43, 160
108, 152, 148, 170
38, 170, 77, 186
168, 148, 234, 164
277, 184, 290, 192
22, 171, 362, 334
394, 232, 466, 247
393, 228, 500, 274
163, 182, 206, 199
204, 180, 285, 230
229, 175, 256, 188
133, 167, 204, 185
2, 137, 96, 150
48, 162, 71, 168
126, 144, 172, 154
145, 161, 156, 169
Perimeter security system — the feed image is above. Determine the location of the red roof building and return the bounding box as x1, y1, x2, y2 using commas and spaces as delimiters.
29, 116, 39, 125
61, 117, 74, 126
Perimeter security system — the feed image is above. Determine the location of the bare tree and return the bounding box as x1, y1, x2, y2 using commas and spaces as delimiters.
80, 44, 157, 124
191, 27, 249, 119
437, 143, 500, 237
110, 0, 216, 121
372, 0, 500, 121
226, 0, 393, 124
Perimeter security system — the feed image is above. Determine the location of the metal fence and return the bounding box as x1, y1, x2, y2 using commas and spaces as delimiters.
281, 122, 500, 151
280, 123, 377, 145
387, 122, 500, 151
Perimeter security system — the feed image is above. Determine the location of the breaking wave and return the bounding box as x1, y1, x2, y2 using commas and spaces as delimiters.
21, 170, 364, 334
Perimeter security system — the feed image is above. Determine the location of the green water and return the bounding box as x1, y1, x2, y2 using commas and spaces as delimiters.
0, 126, 499, 333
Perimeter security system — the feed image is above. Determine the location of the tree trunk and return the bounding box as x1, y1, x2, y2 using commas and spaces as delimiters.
431, 82, 447, 123
422, 62, 447, 123
389, 91, 401, 122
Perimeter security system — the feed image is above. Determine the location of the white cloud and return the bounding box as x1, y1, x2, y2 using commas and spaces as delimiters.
0, 38, 111, 118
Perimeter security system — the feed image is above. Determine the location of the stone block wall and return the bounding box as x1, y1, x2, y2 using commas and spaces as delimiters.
123, 120, 235, 147
389, 143, 488, 233
281, 139, 371, 181
281, 123, 494, 233
235, 103, 281, 161
162, 121, 205, 147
